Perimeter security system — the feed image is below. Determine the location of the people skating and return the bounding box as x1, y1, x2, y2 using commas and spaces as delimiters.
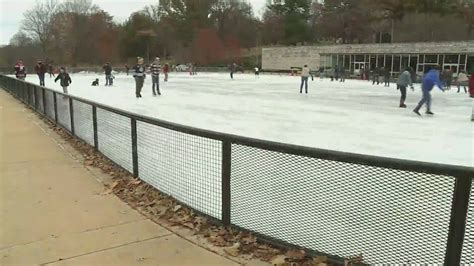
92, 78, 99, 86
457, 70, 469, 93
163, 63, 170, 82
300, 64, 310, 94
334, 65, 339, 81
372, 67, 380, 85
125, 64, 129, 76
383, 67, 390, 87
396, 68, 414, 108
446, 68, 453, 90
54, 67, 72, 94
469, 72, 474, 98
35, 60, 47, 86
229, 62, 236, 79
339, 66, 346, 82
102, 62, 113, 86
413, 65, 444, 116
133, 57, 146, 98
149, 57, 161, 96
254, 66, 260, 77
14, 59, 27, 80
319, 67, 324, 80
48, 63, 55, 77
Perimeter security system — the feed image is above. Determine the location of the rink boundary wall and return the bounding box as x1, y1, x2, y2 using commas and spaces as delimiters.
1, 75, 473, 265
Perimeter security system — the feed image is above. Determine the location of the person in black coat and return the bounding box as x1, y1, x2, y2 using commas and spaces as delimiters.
103, 62, 113, 86
383, 67, 391, 87
92, 78, 99, 86
54, 67, 72, 94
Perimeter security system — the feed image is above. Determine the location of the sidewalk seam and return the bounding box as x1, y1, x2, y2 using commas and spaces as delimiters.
39, 233, 174, 265
0, 218, 149, 251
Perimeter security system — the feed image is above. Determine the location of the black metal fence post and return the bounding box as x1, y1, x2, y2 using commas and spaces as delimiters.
221, 140, 232, 226
42, 88, 46, 115
92, 106, 98, 150
53, 92, 58, 124
69, 97, 75, 135
444, 176, 472, 265
131, 118, 139, 178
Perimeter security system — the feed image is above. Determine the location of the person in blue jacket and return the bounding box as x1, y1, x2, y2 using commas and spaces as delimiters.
413, 65, 444, 116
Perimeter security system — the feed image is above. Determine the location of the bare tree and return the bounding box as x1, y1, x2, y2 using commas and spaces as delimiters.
59, 0, 98, 14
21, 0, 59, 54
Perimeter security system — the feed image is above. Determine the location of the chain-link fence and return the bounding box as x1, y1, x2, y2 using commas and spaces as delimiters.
1, 74, 472, 265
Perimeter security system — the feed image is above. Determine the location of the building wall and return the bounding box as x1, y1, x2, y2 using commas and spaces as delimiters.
262, 41, 474, 71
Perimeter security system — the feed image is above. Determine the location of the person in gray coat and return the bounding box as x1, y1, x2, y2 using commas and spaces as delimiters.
396, 68, 414, 108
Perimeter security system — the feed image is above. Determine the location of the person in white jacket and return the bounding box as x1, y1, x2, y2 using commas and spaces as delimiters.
300, 65, 310, 94
457, 71, 469, 93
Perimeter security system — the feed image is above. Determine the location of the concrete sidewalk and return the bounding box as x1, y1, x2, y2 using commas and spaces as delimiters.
0, 89, 239, 265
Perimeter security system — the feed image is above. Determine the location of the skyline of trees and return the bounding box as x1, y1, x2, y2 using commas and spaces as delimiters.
2, 0, 473, 68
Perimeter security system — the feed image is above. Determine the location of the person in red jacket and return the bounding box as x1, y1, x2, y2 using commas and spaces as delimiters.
469, 73, 474, 98
14, 59, 27, 80
163, 63, 169, 82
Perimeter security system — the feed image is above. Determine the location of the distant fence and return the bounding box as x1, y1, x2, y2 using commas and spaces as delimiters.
0, 74, 472, 265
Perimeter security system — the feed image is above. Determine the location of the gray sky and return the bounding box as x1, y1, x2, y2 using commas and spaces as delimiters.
0, 0, 267, 45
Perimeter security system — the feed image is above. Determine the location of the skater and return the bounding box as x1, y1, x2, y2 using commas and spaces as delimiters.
334, 65, 339, 81
382, 67, 390, 87
229, 62, 236, 79
133, 57, 146, 98
469, 72, 474, 98
413, 65, 444, 116
446, 68, 453, 90
103, 62, 113, 86
149, 57, 161, 96
329, 67, 334, 81
54, 67, 72, 94
125, 64, 129, 76
457, 70, 469, 93
35, 60, 47, 86
300, 64, 310, 94
339, 66, 346, 82
254, 66, 260, 76
319, 67, 324, 80
163, 63, 170, 82
48, 63, 55, 77
92, 78, 99, 86
396, 68, 414, 108
372, 67, 380, 85
14, 59, 27, 80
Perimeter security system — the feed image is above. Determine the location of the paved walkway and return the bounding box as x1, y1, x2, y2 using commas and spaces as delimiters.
0, 89, 239, 265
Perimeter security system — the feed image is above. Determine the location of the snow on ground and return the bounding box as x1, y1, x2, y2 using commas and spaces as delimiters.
25, 72, 473, 167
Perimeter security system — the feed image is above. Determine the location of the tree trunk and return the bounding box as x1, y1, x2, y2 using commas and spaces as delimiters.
391, 18, 394, 43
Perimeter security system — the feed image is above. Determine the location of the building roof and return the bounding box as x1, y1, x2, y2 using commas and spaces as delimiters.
264, 41, 474, 54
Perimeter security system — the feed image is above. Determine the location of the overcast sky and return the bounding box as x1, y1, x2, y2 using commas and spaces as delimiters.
0, 0, 267, 45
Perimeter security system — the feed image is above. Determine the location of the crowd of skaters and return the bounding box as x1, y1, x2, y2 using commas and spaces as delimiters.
12, 58, 474, 115
297, 64, 474, 116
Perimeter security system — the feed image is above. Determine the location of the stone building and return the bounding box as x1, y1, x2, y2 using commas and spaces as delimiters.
262, 41, 474, 77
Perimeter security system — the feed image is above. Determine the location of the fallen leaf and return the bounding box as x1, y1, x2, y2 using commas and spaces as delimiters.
270, 254, 287, 266
285, 249, 306, 260
223, 242, 241, 257
173, 205, 182, 212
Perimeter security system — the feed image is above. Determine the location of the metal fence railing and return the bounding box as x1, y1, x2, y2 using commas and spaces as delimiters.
0, 74, 472, 265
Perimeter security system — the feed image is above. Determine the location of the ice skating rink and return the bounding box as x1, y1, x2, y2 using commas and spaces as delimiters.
25, 72, 473, 167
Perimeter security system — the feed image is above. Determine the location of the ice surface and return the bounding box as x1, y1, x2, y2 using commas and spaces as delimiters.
24, 72, 473, 167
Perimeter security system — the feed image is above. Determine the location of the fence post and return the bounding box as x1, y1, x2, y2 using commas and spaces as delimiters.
221, 140, 231, 226
33, 86, 38, 110
69, 97, 75, 135
92, 106, 99, 150
42, 88, 46, 115
53, 92, 58, 124
131, 118, 139, 178
444, 176, 472, 265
